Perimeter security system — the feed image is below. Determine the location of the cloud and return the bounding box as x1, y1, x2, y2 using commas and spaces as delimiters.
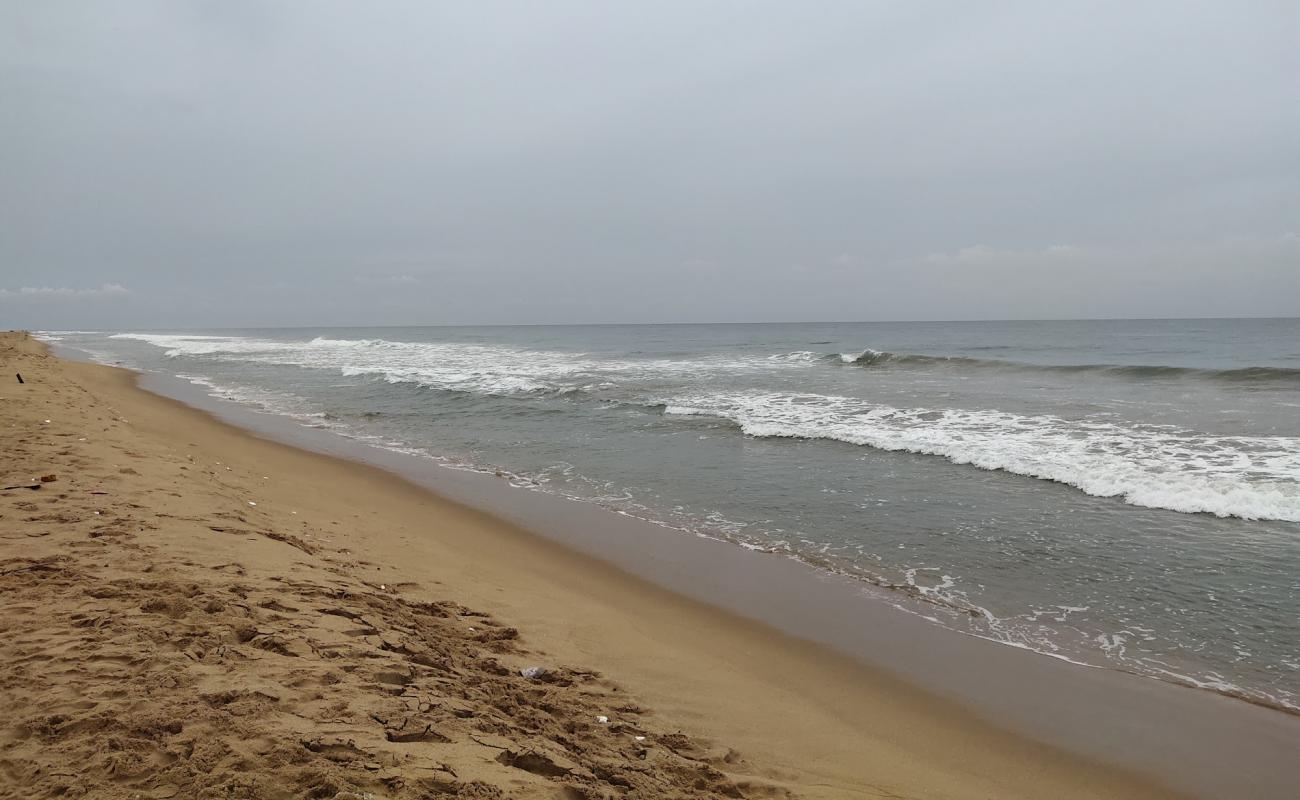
2, 3, 1296, 325
899, 234, 1300, 319
352, 274, 421, 287
0, 283, 131, 302
919, 234, 1297, 269
921, 244, 1077, 265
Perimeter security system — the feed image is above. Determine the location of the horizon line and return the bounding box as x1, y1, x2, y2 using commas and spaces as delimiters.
25, 314, 1300, 332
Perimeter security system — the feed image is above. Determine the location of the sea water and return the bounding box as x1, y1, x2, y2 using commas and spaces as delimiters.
41, 319, 1300, 712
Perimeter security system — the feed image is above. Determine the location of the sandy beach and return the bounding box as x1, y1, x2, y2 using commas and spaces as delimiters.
0, 331, 1198, 799
7, 3, 1296, 796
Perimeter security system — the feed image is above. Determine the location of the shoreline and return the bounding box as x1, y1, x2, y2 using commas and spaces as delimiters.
7, 333, 1296, 797
126, 370, 1300, 715
100, 339, 1297, 718
54, 326, 1300, 720
114, 345, 1300, 791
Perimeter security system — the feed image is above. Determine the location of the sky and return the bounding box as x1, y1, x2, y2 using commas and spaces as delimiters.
2, 1, 1298, 328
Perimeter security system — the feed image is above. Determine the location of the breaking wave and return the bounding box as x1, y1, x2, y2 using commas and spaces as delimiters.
831, 348, 1300, 382
108, 333, 806, 396
663, 393, 1300, 522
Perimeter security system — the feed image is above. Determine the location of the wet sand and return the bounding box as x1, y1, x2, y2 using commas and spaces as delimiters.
2, 331, 1288, 798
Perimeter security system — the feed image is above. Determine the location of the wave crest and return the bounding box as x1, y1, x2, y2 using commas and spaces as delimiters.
828, 347, 1300, 383
664, 393, 1300, 522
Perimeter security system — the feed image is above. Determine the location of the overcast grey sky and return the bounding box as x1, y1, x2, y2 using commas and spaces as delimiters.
3, 1, 1297, 328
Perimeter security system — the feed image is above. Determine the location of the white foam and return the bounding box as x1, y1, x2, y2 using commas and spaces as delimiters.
109, 333, 810, 397
840, 348, 881, 363
34, 330, 100, 339
767, 350, 824, 363
663, 392, 1300, 522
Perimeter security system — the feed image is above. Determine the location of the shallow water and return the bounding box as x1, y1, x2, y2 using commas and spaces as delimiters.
42, 319, 1300, 711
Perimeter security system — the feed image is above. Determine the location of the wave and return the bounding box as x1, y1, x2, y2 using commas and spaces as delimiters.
108, 333, 1300, 521
110, 334, 1298, 393
663, 393, 1300, 522
831, 348, 1300, 382
112, 334, 590, 394
109, 333, 810, 397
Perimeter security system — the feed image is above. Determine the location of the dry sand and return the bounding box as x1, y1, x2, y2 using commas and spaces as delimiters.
0, 332, 1182, 799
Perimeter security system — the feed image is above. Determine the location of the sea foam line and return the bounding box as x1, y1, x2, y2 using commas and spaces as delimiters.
108, 332, 815, 395
662, 393, 1300, 522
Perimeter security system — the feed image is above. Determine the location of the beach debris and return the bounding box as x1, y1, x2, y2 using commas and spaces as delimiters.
634, 735, 646, 741
520, 666, 549, 679
43, 419, 51, 424
384, 721, 451, 744
15, 372, 23, 384
595, 715, 609, 724
2, 483, 41, 491
495, 748, 574, 777
248, 501, 257, 506
39, 474, 57, 483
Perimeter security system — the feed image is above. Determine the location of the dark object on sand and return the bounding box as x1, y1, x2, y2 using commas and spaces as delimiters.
40, 474, 58, 483
2, 484, 41, 491
15, 373, 23, 384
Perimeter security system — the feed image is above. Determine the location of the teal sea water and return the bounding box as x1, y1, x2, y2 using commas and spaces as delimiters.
42, 319, 1300, 712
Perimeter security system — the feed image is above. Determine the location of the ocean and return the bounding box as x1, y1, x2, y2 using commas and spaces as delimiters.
40, 319, 1300, 713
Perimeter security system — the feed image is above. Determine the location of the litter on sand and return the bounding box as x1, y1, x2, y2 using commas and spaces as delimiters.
596, 715, 609, 724
520, 666, 549, 679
